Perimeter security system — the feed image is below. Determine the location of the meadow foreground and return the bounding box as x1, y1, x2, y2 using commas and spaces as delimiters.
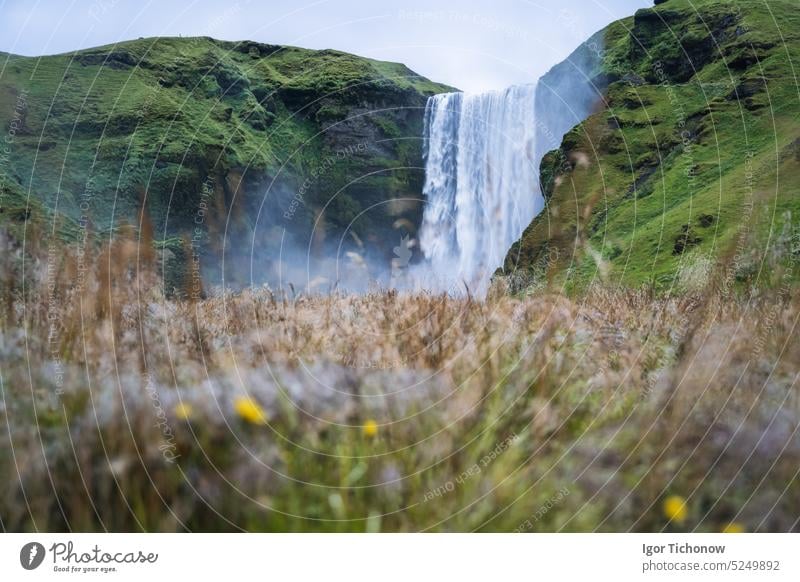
1, 238, 798, 532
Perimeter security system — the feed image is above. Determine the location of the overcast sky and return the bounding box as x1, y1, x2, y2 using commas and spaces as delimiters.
0, 0, 650, 92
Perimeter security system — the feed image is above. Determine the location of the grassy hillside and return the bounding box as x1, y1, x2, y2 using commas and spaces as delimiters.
504, 0, 800, 294
0, 37, 452, 285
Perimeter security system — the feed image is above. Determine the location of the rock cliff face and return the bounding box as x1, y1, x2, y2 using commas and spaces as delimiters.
0, 37, 452, 286
504, 0, 800, 293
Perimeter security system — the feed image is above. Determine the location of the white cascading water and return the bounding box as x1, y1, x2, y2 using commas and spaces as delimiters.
418, 84, 543, 294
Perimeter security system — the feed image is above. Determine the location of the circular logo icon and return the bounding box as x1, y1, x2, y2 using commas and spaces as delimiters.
19, 542, 46, 570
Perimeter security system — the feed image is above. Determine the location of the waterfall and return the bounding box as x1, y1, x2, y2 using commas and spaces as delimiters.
418, 84, 542, 294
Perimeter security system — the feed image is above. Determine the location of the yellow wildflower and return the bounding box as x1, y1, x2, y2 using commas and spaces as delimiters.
721, 522, 745, 533
234, 396, 268, 425
173, 402, 194, 421
362, 419, 379, 438
663, 495, 688, 524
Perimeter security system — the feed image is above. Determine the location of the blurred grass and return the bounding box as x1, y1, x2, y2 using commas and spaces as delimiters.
0, 228, 798, 532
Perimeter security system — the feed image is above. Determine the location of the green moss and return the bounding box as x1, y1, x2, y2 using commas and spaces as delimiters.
506, 0, 800, 294
0, 36, 453, 275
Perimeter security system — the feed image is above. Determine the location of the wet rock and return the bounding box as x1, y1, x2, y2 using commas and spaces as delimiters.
673, 224, 702, 255
622, 73, 646, 87
697, 213, 715, 228
727, 76, 767, 100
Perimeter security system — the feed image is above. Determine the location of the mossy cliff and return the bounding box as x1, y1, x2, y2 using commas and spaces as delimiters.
0, 37, 452, 285
504, 0, 800, 293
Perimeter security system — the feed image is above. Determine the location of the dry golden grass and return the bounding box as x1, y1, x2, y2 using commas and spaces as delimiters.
1, 230, 798, 532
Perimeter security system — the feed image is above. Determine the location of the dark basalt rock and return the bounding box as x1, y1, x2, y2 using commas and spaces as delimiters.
673, 224, 702, 255
633, 7, 741, 83
538, 149, 569, 201
698, 214, 715, 228
225, 40, 282, 59
628, 164, 659, 199
622, 73, 646, 87
75, 49, 142, 69
727, 76, 767, 101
